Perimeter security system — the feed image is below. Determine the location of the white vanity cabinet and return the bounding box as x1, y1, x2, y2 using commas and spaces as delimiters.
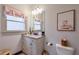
22, 35, 44, 55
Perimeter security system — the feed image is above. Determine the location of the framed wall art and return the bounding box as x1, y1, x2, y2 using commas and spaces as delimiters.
57, 9, 75, 31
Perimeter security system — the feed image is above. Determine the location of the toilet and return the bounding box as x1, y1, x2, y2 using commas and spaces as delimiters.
56, 44, 74, 55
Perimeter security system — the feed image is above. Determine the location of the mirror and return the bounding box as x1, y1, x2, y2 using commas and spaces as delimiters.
30, 8, 45, 34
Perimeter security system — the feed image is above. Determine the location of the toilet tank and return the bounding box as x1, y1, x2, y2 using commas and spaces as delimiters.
56, 44, 74, 55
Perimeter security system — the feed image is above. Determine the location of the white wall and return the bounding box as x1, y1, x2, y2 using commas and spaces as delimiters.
0, 4, 32, 54
44, 4, 79, 55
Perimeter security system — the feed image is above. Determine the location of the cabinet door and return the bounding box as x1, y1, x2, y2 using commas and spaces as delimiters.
23, 37, 32, 55
32, 38, 44, 55
36, 38, 44, 55
31, 39, 37, 55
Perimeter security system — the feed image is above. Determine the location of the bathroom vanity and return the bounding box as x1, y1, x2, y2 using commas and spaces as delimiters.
22, 34, 44, 55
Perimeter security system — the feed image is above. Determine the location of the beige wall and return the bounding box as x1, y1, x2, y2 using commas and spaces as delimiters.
44, 4, 79, 55
0, 4, 32, 54
1, 4, 79, 55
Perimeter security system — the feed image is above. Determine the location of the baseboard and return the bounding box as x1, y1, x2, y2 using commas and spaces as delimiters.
13, 51, 22, 55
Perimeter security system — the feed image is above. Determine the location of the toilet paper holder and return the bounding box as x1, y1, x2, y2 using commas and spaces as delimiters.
46, 42, 53, 46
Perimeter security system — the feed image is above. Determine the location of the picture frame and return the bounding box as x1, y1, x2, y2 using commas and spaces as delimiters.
57, 9, 75, 31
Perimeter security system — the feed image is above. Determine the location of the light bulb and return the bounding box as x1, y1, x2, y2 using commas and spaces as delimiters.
32, 8, 44, 15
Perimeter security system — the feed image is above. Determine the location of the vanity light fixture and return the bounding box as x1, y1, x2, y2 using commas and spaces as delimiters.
32, 8, 44, 15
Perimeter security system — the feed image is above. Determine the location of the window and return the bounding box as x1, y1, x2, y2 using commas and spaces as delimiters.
34, 20, 41, 30
6, 15, 25, 31
4, 5, 25, 31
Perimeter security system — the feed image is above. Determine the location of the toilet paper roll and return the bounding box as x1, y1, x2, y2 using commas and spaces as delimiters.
47, 42, 53, 46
